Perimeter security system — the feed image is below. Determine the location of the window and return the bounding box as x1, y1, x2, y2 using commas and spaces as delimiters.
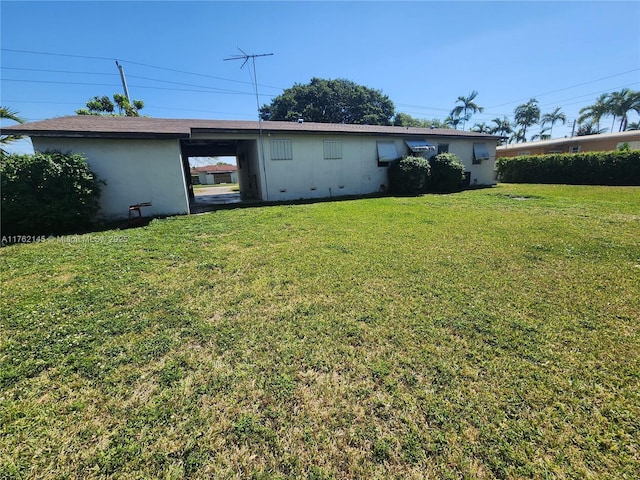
437, 143, 449, 154
569, 145, 580, 153
270, 139, 293, 160
376, 141, 399, 166
323, 141, 342, 160
473, 142, 490, 164
517, 150, 530, 156
405, 139, 435, 155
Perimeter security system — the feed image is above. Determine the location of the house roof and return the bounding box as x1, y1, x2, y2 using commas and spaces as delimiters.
2, 115, 501, 140
496, 130, 640, 151
192, 164, 237, 173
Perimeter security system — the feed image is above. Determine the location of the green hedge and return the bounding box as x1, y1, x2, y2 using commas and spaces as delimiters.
496, 150, 640, 185
388, 156, 430, 194
1, 151, 103, 236
388, 153, 466, 194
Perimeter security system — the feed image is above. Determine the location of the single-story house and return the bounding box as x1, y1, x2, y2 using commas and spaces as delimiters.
3, 116, 500, 219
497, 130, 640, 158
192, 164, 238, 185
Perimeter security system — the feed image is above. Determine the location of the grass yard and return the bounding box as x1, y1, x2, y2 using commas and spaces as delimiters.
1, 184, 639, 479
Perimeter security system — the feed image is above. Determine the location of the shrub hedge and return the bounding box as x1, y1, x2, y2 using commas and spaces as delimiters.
496, 150, 640, 185
427, 153, 466, 193
1, 151, 103, 236
388, 156, 431, 194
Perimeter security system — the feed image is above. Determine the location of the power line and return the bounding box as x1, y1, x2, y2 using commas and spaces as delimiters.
484, 68, 640, 109
1, 78, 277, 98
0, 47, 284, 91
2, 66, 271, 95
2, 66, 118, 76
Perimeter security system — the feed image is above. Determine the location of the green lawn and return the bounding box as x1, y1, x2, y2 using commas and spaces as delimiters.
1, 184, 639, 479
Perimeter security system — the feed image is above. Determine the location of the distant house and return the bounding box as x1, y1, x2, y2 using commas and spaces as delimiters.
497, 130, 640, 158
192, 164, 238, 185
2, 116, 500, 219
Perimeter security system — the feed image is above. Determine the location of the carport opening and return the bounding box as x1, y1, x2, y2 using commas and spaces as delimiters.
191, 156, 239, 203
180, 139, 261, 212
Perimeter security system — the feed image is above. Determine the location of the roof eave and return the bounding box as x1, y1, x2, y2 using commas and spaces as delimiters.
2, 129, 189, 140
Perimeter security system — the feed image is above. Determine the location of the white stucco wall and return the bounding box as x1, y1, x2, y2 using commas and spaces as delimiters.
31, 137, 189, 219
261, 134, 497, 201
263, 134, 390, 201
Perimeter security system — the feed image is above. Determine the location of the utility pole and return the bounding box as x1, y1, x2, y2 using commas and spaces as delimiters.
224, 48, 274, 201
115, 60, 131, 103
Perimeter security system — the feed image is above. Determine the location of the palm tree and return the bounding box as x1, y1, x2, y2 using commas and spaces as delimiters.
607, 89, 640, 132
540, 107, 566, 138
576, 121, 606, 136
578, 94, 610, 133
509, 128, 527, 144
1, 106, 25, 154
490, 116, 512, 145
490, 116, 512, 141
444, 115, 463, 130
513, 98, 540, 142
531, 127, 551, 141
627, 121, 640, 131
450, 90, 483, 130
471, 122, 492, 133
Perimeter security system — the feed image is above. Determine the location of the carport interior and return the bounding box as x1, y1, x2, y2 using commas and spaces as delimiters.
180, 138, 258, 212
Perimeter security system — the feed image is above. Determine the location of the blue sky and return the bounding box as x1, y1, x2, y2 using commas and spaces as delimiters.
2, 0, 639, 155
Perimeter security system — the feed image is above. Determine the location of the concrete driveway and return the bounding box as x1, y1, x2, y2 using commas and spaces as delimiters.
191, 185, 243, 211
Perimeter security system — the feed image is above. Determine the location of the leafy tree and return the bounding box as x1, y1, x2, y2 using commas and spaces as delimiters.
259, 78, 395, 125
449, 90, 483, 130
392, 113, 449, 129
0, 106, 25, 154
77, 94, 144, 117
513, 98, 540, 143
541, 107, 566, 138
1, 151, 103, 235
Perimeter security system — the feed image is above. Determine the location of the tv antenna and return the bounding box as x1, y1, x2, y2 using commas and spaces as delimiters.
224, 48, 274, 200
223, 48, 273, 115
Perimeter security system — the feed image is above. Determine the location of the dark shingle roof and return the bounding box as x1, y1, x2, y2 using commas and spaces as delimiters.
2, 115, 501, 140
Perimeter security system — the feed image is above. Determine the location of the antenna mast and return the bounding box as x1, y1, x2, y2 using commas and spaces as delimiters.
224, 48, 274, 201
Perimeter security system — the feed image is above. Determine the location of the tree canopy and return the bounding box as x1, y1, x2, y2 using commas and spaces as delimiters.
77, 94, 145, 117
259, 78, 395, 125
